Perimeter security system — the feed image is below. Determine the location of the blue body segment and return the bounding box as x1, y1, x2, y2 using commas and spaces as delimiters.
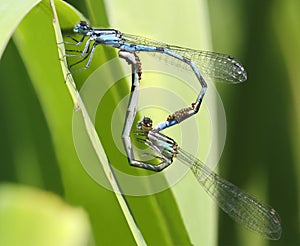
119, 44, 158, 53
154, 119, 178, 131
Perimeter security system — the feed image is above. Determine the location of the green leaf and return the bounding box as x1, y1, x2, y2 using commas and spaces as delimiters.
0, 183, 91, 246
0, 0, 41, 58
9, 1, 141, 245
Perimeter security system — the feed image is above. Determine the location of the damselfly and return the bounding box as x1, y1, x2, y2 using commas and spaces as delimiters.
66, 21, 247, 83
134, 116, 282, 240
65, 21, 247, 132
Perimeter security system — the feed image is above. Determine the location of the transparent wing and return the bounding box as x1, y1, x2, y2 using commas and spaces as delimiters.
123, 33, 247, 83
177, 146, 281, 240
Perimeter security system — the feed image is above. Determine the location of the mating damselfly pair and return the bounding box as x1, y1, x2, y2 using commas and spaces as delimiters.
64, 21, 281, 240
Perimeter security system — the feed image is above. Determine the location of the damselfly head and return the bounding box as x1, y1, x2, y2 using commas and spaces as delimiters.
74, 21, 91, 34
137, 117, 153, 132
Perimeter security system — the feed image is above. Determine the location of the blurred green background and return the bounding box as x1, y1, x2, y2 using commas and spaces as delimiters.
0, 0, 299, 245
